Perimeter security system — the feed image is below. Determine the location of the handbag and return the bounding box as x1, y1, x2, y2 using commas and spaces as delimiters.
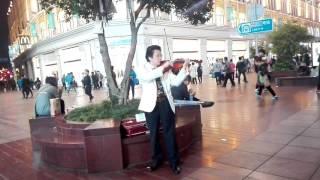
133, 78, 139, 85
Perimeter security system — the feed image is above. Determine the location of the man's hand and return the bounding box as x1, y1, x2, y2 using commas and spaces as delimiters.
189, 88, 196, 96
161, 61, 172, 72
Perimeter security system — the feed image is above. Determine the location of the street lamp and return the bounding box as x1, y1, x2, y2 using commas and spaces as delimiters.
317, 54, 320, 92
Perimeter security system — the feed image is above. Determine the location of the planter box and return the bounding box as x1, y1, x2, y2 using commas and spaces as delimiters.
270, 71, 297, 81
29, 104, 202, 173
275, 76, 318, 87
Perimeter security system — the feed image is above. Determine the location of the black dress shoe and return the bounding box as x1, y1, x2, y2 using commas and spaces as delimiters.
201, 101, 215, 108
147, 161, 162, 172
172, 165, 181, 175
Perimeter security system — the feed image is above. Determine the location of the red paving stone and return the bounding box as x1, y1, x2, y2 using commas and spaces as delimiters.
0, 74, 320, 179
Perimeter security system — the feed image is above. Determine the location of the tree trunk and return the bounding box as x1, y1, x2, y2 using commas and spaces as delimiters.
118, 28, 138, 105
97, 28, 120, 101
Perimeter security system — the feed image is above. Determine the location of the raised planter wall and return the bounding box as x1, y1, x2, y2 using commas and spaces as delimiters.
275, 76, 318, 87
270, 71, 297, 81
29, 104, 202, 173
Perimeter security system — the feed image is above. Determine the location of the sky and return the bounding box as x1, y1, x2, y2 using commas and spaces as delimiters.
0, 0, 10, 65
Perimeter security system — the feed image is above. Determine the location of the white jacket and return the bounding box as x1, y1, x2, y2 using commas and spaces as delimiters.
137, 63, 187, 113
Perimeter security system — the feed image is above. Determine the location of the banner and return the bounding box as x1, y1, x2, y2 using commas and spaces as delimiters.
30, 23, 37, 37
48, 12, 55, 29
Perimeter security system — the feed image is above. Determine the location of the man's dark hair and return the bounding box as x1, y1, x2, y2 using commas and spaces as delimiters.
185, 75, 192, 82
146, 45, 161, 62
45, 76, 58, 87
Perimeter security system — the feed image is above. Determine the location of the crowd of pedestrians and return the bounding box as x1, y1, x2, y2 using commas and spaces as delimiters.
209, 50, 279, 100
210, 56, 250, 87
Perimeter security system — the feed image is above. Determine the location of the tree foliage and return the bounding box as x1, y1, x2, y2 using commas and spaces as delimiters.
40, 0, 213, 25
39, 0, 214, 105
269, 23, 313, 60
268, 23, 313, 71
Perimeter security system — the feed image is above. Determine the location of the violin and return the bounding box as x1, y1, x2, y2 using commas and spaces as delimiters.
160, 59, 186, 74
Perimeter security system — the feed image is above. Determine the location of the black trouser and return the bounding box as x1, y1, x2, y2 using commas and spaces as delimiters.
192, 77, 197, 84
198, 75, 202, 84
238, 71, 247, 83
231, 72, 235, 81
99, 81, 103, 88
22, 87, 33, 98
85, 86, 93, 99
223, 73, 235, 86
127, 80, 135, 99
258, 85, 276, 96
145, 98, 179, 169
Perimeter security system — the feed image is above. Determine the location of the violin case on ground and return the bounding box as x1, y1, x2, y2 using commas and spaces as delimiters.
120, 118, 148, 137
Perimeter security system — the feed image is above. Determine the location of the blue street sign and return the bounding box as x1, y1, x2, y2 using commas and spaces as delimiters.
238, 18, 273, 35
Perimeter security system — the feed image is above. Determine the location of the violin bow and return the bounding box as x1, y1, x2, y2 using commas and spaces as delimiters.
163, 28, 172, 62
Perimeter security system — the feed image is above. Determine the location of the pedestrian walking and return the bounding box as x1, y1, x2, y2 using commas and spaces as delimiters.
128, 66, 137, 99
61, 74, 66, 91
212, 59, 223, 85
236, 56, 248, 84
190, 63, 197, 84
65, 73, 73, 93
35, 78, 41, 90
222, 57, 235, 87
91, 72, 99, 89
97, 71, 104, 89
229, 59, 236, 81
22, 76, 33, 98
83, 69, 94, 102
256, 64, 279, 100
197, 63, 203, 84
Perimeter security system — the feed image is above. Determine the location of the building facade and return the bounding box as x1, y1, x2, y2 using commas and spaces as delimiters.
7, 0, 320, 84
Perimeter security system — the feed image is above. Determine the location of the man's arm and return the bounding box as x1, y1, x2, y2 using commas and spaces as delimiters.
137, 66, 164, 83
169, 68, 187, 87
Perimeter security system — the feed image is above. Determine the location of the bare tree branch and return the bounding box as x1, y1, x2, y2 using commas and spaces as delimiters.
137, 7, 151, 30
126, 0, 135, 25
134, 2, 147, 21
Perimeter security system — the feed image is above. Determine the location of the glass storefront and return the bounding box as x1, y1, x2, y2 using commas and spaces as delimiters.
172, 39, 200, 59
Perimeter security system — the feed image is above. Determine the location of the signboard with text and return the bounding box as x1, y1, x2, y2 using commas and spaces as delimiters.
238, 18, 273, 36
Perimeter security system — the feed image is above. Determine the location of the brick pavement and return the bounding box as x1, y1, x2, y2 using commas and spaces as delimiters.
0, 74, 319, 179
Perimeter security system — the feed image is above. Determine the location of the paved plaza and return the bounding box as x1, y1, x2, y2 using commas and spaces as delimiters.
0, 75, 320, 180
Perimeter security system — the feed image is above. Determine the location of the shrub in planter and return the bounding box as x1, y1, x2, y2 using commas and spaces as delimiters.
66, 99, 140, 123
273, 58, 296, 72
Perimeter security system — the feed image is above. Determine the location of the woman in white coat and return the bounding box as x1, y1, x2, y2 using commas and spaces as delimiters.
137, 45, 189, 175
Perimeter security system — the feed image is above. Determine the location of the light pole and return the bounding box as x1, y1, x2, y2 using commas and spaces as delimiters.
317, 54, 320, 92
245, 0, 259, 55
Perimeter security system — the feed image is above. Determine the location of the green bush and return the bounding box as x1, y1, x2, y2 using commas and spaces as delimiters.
274, 58, 296, 72
66, 100, 140, 122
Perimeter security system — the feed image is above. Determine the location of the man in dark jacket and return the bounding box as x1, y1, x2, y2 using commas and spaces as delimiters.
171, 75, 199, 101
236, 56, 248, 84
197, 64, 203, 84
22, 76, 33, 99
222, 57, 235, 87
171, 75, 214, 107
83, 69, 94, 102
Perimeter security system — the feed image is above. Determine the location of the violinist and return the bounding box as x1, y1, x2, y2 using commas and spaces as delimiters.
137, 45, 189, 175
